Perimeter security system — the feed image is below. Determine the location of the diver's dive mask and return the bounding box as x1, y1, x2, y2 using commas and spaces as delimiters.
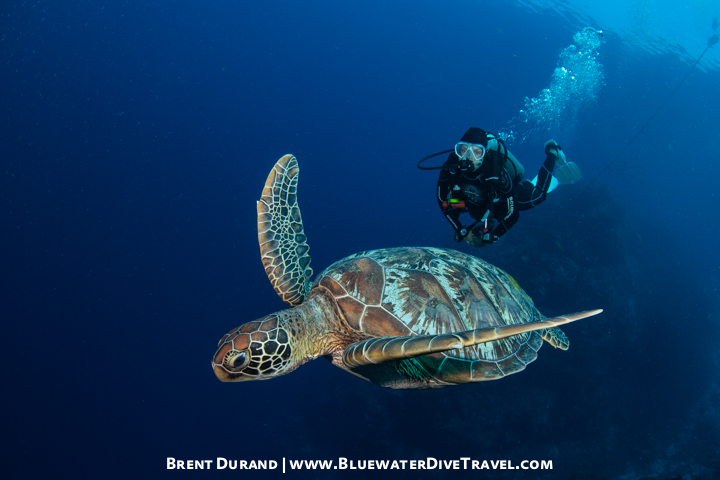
455, 142, 486, 170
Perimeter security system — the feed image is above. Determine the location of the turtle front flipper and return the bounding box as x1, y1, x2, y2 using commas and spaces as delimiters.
257, 154, 313, 306
342, 309, 601, 367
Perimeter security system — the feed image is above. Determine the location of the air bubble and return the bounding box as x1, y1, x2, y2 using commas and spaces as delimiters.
499, 27, 605, 145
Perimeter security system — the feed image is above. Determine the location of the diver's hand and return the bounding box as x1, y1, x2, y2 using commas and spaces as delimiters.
466, 230, 498, 247
465, 230, 485, 248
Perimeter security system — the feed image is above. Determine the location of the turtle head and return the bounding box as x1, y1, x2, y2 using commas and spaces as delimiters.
212, 314, 296, 382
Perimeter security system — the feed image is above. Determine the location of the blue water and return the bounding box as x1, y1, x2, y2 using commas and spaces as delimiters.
3, 1, 719, 479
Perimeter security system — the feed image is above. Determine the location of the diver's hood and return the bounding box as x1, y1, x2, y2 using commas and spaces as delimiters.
459, 127, 489, 146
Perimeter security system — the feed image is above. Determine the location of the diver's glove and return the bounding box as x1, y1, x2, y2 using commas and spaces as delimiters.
464, 229, 486, 248
544, 139, 567, 166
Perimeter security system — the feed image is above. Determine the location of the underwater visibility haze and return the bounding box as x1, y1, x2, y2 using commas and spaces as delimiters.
3, 1, 720, 479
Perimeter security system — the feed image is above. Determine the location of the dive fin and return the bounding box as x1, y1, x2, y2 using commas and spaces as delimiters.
554, 150, 583, 184
555, 162, 584, 184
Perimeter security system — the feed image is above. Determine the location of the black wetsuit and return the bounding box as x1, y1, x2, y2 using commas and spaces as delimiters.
437, 146, 557, 243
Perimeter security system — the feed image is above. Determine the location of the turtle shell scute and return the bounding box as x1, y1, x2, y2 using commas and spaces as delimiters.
313, 247, 546, 370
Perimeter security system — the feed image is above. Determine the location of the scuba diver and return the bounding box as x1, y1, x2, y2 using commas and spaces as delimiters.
418, 127, 583, 247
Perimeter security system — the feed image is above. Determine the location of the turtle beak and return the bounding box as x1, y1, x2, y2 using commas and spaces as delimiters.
211, 316, 295, 383
211, 343, 234, 382
212, 361, 242, 382
211, 331, 254, 382
212, 362, 233, 382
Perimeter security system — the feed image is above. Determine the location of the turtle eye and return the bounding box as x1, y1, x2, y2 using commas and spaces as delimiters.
223, 349, 250, 372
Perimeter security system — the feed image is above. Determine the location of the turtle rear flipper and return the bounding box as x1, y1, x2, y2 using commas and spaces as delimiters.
541, 326, 570, 350
257, 154, 313, 306
342, 309, 601, 367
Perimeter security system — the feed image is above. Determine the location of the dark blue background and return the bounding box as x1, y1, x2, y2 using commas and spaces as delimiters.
3, 1, 719, 479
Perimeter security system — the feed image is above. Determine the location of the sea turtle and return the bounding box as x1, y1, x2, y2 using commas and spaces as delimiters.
211, 155, 601, 389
